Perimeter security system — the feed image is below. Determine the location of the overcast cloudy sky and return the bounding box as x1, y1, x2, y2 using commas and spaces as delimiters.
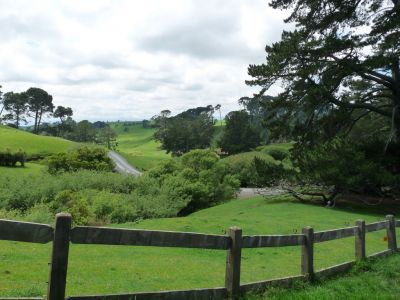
0, 0, 289, 122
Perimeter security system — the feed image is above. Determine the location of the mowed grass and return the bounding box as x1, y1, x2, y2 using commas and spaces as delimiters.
0, 125, 78, 156
0, 163, 45, 176
246, 253, 400, 299
110, 122, 170, 171
1, 196, 398, 298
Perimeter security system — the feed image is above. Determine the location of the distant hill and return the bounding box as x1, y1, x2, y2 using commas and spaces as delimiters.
0, 125, 79, 157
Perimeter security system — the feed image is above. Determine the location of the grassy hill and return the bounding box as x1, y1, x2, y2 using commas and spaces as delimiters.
110, 122, 170, 171
0, 125, 78, 157
248, 253, 400, 299
0, 195, 397, 297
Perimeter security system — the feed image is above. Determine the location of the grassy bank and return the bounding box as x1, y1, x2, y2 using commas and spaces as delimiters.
0, 125, 78, 157
247, 253, 400, 299
110, 122, 170, 171
0, 196, 398, 297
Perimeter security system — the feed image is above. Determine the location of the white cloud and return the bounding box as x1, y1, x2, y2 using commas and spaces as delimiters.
0, 0, 290, 122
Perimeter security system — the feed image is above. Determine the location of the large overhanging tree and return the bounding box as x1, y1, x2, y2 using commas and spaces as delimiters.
247, 0, 400, 144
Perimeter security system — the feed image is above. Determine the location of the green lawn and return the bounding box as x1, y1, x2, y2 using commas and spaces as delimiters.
0, 196, 398, 298
110, 122, 170, 171
247, 253, 400, 299
0, 125, 78, 156
0, 163, 45, 176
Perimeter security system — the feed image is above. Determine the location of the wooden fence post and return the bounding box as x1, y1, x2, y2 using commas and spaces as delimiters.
355, 220, 366, 260
48, 213, 72, 300
386, 215, 397, 251
301, 226, 314, 279
225, 226, 242, 299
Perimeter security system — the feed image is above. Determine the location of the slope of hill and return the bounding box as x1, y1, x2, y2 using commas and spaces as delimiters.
110, 122, 170, 171
1, 196, 397, 297
0, 125, 78, 157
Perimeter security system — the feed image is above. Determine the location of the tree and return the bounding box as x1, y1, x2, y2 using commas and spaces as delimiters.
97, 126, 118, 150
247, 0, 400, 144
53, 106, 73, 123
2, 92, 29, 128
219, 110, 261, 154
154, 106, 215, 155
215, 104, 222, 125
26, 87, 54, 133
0, 85, 4, 120
73, 120, 96, 142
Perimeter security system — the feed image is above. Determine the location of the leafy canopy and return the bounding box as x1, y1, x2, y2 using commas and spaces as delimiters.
247, 0, 400, 143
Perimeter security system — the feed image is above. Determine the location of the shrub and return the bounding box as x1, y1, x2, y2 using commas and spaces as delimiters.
0, 149, 26, 167
267, 149, 288, 161
48, 147, 114, 174
291, 137, 400, 195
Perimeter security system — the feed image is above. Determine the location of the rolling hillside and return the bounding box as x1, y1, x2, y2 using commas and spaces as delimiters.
0, 195, 397, 297
110, 122, 170, 171
0, 125, 78, 156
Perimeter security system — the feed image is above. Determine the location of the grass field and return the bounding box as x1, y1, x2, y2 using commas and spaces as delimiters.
110, 122, 170, 171
247, 253, 400, 299
0, 125, 78, 156
0, 163, 45, 176
0, 195, 398, 298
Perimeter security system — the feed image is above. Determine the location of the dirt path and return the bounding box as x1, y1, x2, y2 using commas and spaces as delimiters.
237, 187, 286, 198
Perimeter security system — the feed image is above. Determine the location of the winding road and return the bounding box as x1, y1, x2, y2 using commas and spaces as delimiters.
108, 151, 142, 176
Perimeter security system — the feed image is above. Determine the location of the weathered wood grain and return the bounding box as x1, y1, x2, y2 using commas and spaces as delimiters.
242, 234, 305, 248
316, 261, 355, 278
314, 227, 356, 243
70, 226, 230, 249
239, 275, 305, 294
355, 220, 366, 260
66, 287, 227, 300
386, 215, 397, 251
365, 221, 388, 233
0, 219, 53, 243
48, 213, 72, 300
367, 249, 392, 259
225, 227, 242, 299
301, 227, 314, 278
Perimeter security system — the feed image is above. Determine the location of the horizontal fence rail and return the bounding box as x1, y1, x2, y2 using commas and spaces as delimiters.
0, 213, 398, 300
66, 287, 228, 300
242, 234, 305, 248
365, 220, 388, 232
70, 226, 230, 249
314, 226, 356, 243
0, 219, 54, 243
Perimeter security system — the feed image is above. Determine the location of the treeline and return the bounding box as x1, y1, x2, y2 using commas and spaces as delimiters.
153, 99, 269, 156
0, 85, 117, 150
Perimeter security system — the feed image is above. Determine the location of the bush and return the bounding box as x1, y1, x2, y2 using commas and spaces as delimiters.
48, 147, 114, 174
0, 149, 26, 167
267, 149, 288, 161
291, 137, 400, 194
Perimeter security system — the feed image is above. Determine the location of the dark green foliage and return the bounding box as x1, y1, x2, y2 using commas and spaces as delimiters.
291, 138, 400, 194
0, 149, 26, 167
267, 149, 288, 161
48, 147, 114, 174
219, 110, 261, 154
253, 156, 291, 187
0, 149, 239, 224
247, 0, 400, 143
2, 92, 29, 128
149, 149, 240, 215
154, 106, 215, 156
26, 87, 54, 133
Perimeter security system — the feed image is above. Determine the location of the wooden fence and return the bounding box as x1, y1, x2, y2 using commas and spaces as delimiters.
0, 213, 398, 300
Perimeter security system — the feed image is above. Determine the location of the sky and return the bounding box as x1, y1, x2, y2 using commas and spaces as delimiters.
0, 0, 290, 122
